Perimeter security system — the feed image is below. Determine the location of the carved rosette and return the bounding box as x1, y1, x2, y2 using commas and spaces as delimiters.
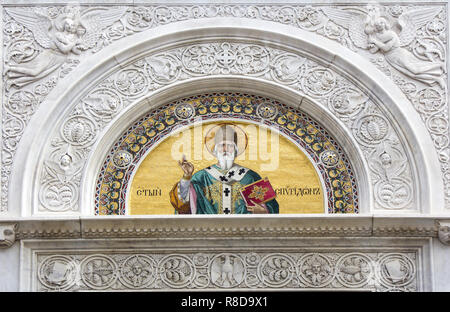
174, 103, 196, 120
320, 150, 340, 168
158, 255, 196, 289
34, 251, 418, 291
297, 253, 334, 287
80, 255, 118, 290
119, 255, 157, 289
257, 254, 296, 287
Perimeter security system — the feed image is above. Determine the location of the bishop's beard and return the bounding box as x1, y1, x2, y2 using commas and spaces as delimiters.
217, 152, 235, 170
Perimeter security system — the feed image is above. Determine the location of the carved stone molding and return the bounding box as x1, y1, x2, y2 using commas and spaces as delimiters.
437, 220, 450, 246
0, 223, 18, 248
1, 2, 447, 216
34, 249, 419, 291
0, 216, 444, 241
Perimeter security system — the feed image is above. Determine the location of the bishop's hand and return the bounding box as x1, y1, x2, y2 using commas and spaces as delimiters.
178, 155, 194, 179
246, 200, 268, 214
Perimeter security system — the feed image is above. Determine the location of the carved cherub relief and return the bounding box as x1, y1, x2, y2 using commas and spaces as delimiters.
4, 6, 126, 90
322, 6, 446, 88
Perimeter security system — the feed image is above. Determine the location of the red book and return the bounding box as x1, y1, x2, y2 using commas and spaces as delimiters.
240, 177, 276, 206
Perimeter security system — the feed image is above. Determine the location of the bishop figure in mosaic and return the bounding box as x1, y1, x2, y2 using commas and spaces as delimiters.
169, 123, 279, 214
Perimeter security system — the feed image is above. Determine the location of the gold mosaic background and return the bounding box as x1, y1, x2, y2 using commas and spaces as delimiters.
129, 121, 324, 214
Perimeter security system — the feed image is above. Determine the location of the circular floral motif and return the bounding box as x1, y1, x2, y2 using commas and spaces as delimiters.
320, 150, 339, 168
377, 254, 415, 288
210, 254, 246, 288
159, 255, 195, 288
388, 6, 403, 17
374, 178, 412, 209
193, 253, 209, 266
355, 115, 389, 145
83, 89, 122, 121
336, 253, 373, 288
126, 7, 154, 30
115, 69, 147, 97
302, 68, 337, 97
3, 20, 23, 36
3, 115, 25, 137
426, 20, 445, 36
112, 150, 133, 169
297, 253, 334, 287
256, 103, 278, 120
415, 88, 444, 114
215, 43, 237, 69
120, 255, 156, 288
258, 254, 296, 287
181, 45, 217, 74
427, 113, 448, 135
61, 116, 97, 146
81, 255, 118, 290
234, 45, 270, 74
245, 253, 261, 266
7, 39, 38, 64
39, 181, 78, 212
6, 91, 38, 115
38, 255, 77, 290
174, 103, 196, 120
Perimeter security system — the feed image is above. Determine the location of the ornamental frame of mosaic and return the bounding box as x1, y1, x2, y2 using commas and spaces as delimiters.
34, 39, 415, 215
95, 92, 359, 215
3, 3, 446, 216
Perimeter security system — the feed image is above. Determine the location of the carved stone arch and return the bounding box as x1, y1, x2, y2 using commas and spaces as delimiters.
8, 18, 443, 217
82, 77, 369, 215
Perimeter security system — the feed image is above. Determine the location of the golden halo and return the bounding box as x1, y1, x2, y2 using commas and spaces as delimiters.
204, 123, 248, 157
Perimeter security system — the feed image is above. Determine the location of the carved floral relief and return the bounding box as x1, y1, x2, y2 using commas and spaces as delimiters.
35, 251, 418, 291
1, 3, 447, 213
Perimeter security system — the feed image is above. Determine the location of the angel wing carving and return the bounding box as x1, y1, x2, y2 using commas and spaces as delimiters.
395, 7, 442, 46
321, 7, 370, 49
4, 7, 126, 89
6, 7, 127, 52
5, 8, 57, 49
322, 6, 445, 88
322, 6, 442, 49
78, 7, 127, 50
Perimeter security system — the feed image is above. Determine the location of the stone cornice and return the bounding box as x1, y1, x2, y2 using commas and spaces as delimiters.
1, 215, 448, 242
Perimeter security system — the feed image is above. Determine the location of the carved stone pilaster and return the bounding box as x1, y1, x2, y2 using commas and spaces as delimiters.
0, 223, 18, 248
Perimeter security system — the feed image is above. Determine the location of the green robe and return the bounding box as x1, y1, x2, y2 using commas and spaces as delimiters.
189, 164, 279, 214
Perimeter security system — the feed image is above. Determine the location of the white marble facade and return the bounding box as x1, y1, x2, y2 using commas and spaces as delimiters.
0, 0, 450, 292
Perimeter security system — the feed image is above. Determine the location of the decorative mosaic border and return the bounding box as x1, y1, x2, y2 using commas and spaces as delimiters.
35, 250, 418, 291
36, 40, 413, 213
95, 92, 358, 215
